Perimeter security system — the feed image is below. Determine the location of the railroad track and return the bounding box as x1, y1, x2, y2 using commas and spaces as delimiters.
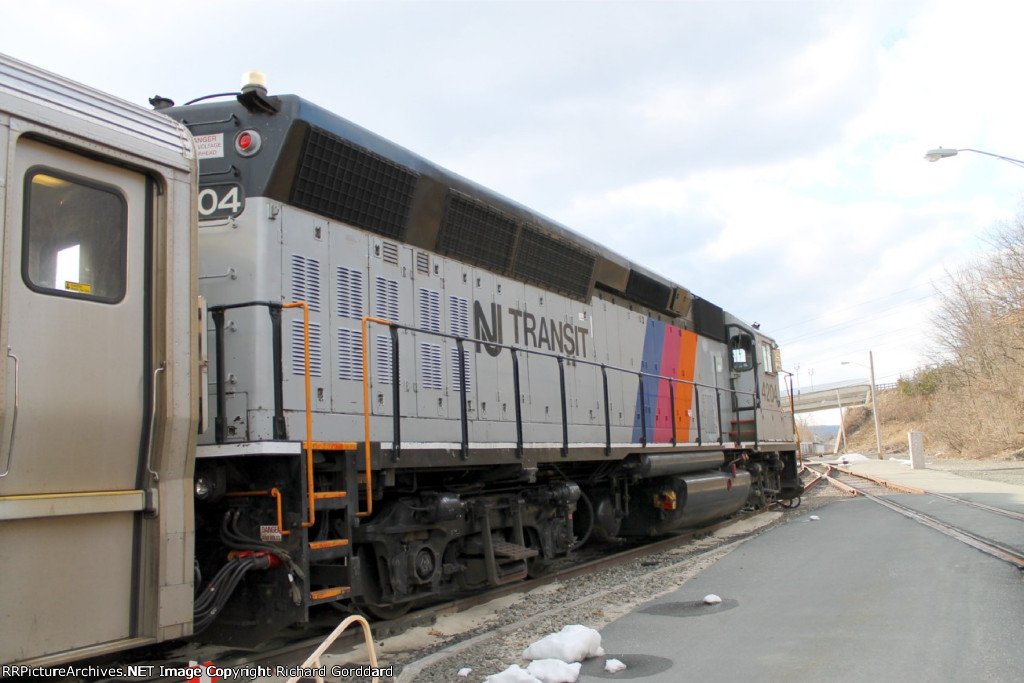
84, 508, 778, 683
806, 462, 1024, 570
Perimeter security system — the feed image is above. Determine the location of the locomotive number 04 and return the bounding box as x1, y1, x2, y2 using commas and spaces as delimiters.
198, 183, 244, 218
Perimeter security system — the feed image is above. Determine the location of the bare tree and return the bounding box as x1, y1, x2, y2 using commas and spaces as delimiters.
928, 216, 1024, 454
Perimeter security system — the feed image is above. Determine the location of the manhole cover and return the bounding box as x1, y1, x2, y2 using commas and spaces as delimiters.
638, 598, 739, 617
579, 654, 674, 679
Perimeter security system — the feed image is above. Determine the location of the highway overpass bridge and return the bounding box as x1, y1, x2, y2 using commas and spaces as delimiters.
785, 383, 886, 414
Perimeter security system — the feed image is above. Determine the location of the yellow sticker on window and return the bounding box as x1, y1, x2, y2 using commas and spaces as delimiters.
64, 281, 92, 293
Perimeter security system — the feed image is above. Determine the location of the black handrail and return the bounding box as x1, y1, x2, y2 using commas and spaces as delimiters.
725, 322, 761, 449
207, 307, 763, 454
362, 320, 759, 457
389, 325, 401, 462
669, 381, 677, 447
511, 349, 523, 458
601, 365, 611, 456
456, 338, 469, 460
209, 301, 288, 444
557, 357, 568, 457
637, 374, 648, 447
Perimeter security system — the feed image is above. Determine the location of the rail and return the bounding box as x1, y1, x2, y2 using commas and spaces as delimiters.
808, 463, 1024, 569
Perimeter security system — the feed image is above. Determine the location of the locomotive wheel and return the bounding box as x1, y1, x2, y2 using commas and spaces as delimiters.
571, 490, 595, 549
331, 598, 414, 620
350, 545, 414, 620
357, 600, 413, 620
525, 528, 548, 578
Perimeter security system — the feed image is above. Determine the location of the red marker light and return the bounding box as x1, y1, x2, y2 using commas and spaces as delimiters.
234, 129, 262, 156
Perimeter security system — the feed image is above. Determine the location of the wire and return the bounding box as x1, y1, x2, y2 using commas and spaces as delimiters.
183, 91, 239, 106
193, 553, 269, 633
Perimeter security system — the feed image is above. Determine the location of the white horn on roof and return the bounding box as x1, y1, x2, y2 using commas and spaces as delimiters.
240, 70, 268, 93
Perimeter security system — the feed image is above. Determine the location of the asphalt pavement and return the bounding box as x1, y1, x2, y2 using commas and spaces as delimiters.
581, 461, 1024, 682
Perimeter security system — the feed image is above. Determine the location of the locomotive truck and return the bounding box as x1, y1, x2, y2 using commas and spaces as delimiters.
0, 54, 801, 666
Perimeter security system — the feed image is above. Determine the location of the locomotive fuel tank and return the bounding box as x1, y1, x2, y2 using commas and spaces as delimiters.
591, 469, 752, 538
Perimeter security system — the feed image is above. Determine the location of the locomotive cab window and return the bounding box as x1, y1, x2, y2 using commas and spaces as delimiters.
762, 342, 776, 374
729, 333, 754, 372
22, 168, 128, 302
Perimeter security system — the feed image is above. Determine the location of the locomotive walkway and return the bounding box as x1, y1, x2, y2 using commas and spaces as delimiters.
581, 458, 1024, 682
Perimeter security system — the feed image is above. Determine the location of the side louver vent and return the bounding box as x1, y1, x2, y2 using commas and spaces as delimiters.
291, 254, 322, 312
291, 320, 323, 377
336, 328, 363, 382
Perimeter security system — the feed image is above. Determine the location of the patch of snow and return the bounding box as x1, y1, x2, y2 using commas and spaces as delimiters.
809, 515, 820, 521
702, 594, 722, 604
522, 625, 605, 663
604, 658, 627, 674
458, 667, 472, 677
838, 453, 870, 464
485, 664, 542, 682
526, 658, 582, 683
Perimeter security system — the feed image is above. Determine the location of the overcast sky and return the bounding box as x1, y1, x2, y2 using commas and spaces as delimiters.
4, 0, 1022, 408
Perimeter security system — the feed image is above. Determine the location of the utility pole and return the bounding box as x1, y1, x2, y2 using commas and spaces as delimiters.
869, 351, 882, 460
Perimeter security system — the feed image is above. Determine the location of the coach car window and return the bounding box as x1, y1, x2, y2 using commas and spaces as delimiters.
23, 168, 127, 302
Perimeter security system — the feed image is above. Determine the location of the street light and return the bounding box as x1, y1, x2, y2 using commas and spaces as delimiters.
924, 147, 1024, 169
841, 350, 883, 460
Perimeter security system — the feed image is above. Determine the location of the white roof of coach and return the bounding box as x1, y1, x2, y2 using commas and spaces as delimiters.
0, 52, 193, 169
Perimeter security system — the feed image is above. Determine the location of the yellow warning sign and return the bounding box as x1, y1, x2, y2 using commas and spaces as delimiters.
64, 281, 91, 293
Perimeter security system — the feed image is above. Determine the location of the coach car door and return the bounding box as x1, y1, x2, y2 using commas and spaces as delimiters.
0, 137, 150, 664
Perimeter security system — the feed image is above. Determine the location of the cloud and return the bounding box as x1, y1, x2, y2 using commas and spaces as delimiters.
3, 0, 1020, 392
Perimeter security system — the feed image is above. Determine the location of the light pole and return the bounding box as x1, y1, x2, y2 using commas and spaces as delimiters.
924, 147, 1024, 169
842, 351, 882, 460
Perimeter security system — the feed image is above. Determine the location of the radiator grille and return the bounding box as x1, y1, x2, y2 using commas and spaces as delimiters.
512, 227, 595, 299
438, 192, 517, 272
291, 126, 417, 239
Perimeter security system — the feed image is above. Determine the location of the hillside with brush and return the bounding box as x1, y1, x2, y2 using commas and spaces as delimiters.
841, 218, 1024, 460
842, 376, 1024, 459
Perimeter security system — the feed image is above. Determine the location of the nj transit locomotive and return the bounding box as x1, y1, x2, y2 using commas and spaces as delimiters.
0, 55, 800, 665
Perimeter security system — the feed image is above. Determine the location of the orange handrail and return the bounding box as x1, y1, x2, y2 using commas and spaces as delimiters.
359, 316, 394, 518
282, 302, 316, 531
